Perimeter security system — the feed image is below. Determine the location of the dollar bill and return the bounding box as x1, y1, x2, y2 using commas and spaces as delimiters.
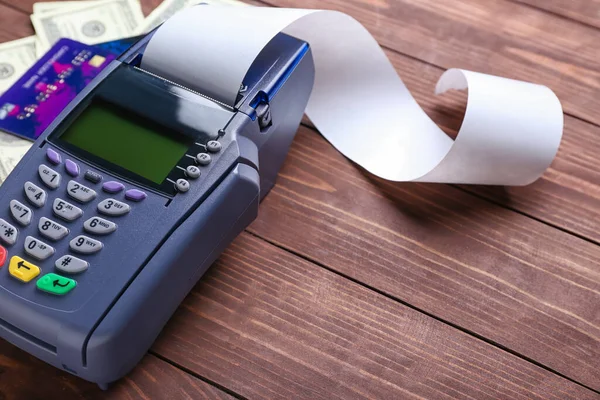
31, 0, 145, 50
0, 130, 32, 186
0, 36, 37, 95
32, 1, 102, 14
137, 0, 246, 34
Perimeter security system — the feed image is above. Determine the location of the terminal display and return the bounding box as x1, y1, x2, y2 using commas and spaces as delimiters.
60, 101, 192, 184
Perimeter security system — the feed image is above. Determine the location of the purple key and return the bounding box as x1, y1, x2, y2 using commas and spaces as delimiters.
103, 181, 125, 194
65, 159, 79, 177
125, 189, 147, 202
46, 148, 61, 165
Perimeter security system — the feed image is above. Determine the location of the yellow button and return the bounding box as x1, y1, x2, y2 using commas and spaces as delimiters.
9, 256, 40, 283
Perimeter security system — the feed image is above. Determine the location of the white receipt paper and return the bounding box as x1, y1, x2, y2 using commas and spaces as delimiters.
142, 7, 564, 185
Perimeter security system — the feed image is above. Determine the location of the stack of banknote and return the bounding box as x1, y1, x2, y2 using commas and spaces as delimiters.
0, 0, 244, 184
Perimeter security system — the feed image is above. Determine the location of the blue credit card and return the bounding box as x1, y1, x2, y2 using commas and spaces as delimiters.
0, 37, 140, 142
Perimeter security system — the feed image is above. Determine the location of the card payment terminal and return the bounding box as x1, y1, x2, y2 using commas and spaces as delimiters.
0, 30, 314, 387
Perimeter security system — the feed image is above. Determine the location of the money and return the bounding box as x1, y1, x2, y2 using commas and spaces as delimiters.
137, 0, 246, 34
32, 1, 102, 14
0, 131, 32, 185
31, 0, 145, 50
0, 36, 37, 95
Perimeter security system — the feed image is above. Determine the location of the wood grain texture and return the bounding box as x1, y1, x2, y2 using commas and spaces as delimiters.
1, 0, 600, 397
0, 0, 163, 16
247, 125, 600, 390
377, 47, 600, 243
0, 4, 34, 41
153, 233, 598, 400
514, 0, 600, 29
0, 338, 232, 400
263, 0, 600, 128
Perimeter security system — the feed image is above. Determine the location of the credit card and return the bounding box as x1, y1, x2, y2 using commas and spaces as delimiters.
0, 38, 116, 141
95, 36, 143, 56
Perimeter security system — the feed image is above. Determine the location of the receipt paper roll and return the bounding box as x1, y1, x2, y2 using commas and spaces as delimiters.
141, 7, 563, 185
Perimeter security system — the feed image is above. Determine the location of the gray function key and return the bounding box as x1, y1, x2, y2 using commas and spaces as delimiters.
38, 164, 61, 189
0, 218, 18, 246
196, 153, 211, 166
175, 179, 190, 193
9, 200, 32, 226
83, 217, 116, 235
186, 165, 201, 179
67, 180, 97, 203
55, 255, 89, 274
53, 198, 83, 221
70, 235, 103, 254
24, 181, 47, 208
206, 140, 221, 153
98, 198, 130, 216
24, 236, 55, 261
38, 217, 69, 241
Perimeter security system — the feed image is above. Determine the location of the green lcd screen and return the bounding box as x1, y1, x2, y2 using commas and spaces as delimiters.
60, 101, 192, 184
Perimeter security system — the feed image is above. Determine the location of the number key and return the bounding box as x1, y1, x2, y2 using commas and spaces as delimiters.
24, 181, 47, 208
67, 180, 97, 203
84, 217, 116, 235
98, 198, 130, 216
38, 217, 69, 241
69, 235, 103, 254
38, 164, 61, 189
53, 198, 83, 221
24, 236, 55, 261
9, 200, 32, 226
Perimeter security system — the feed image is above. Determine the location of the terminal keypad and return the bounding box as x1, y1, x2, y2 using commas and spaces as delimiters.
2, 157, 147, 296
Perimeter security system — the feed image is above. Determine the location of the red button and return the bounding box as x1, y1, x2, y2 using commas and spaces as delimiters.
0, 246, 6, 267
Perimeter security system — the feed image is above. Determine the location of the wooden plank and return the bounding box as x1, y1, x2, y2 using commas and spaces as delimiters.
514, 0, 600, 29
0, 4, 34, 41
378, 48, 600, 243
152, 232, 598, 399
246, 125, 600, 391
0, 339, 233, 399
110, 356, 234, 399
1, 0, 600, 394
262, 0, 600, 129
0, 0, 163, 16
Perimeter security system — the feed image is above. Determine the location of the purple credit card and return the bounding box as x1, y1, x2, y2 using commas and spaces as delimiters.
0, 38, 116, 141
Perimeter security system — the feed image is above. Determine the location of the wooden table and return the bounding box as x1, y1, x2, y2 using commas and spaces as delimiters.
1, 0, 600, 398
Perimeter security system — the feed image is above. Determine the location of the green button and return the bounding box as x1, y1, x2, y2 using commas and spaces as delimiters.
36, 273, 76, 295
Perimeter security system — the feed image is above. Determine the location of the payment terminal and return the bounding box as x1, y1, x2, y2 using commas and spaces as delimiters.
0, 30, 314, 387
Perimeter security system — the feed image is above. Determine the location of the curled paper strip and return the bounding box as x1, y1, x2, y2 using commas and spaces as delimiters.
142, 7, 563, 185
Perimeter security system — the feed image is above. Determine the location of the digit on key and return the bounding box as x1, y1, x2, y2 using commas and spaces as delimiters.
97, 198, 130, 216
9, 200, 32, 226
38, 217, 69, 241
24, 236, 55, 261
84, 217, 116, 235
69, 235, 103, 254
38, 164, 61, 189
53, 198, 83, 221
24, 182, 47, 208
67, 180, 97, 203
